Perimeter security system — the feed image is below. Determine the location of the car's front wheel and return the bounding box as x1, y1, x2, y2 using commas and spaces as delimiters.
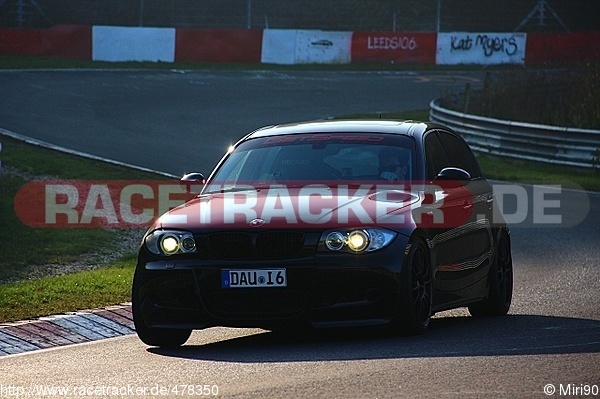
132, 270, 192, 348
468, 231, 513, 317
393, 239, 433, 335
133, 317, 192, 348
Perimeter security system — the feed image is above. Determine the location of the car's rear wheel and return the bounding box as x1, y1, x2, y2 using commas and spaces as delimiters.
132, 270, 192, 348
468, 231, 513, 317
394, 239, 433, 335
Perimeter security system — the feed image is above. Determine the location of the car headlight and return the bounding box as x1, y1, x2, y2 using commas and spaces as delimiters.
145, 230, 197, 256
320, 228, 396, 253
347, 230, 369, 252
324, 231, 346, 251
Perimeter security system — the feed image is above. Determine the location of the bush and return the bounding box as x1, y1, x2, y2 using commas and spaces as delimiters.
440, 64, 600, 129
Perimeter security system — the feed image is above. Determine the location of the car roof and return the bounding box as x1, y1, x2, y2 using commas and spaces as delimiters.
245, 119, 435, 140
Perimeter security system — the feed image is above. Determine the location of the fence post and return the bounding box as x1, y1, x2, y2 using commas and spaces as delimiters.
139, 0, 144, 27
247, 0, 252, 29
463, 83, 471, 114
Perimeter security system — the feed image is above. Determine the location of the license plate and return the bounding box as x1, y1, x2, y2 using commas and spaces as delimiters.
221, 269, 287, 289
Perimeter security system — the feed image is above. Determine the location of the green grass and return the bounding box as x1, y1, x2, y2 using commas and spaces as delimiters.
0, 54, 395, 71
0, 135, 163, 180
0, 133, 171, 322
0, 54, 524, 72
476, 155, 600, 191
0, 136, 167, 283
0, 172, 115, 274
0, 256, 135, 322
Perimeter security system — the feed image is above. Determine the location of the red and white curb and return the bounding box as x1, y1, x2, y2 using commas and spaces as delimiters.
0, 304, 134, 356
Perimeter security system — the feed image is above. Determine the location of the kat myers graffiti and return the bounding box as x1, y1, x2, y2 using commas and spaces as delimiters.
437, 32, 526, 65
451, 34, 518, 57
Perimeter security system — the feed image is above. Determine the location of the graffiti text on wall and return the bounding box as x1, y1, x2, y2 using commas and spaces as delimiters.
367, 36, 418, 51
451, 34, 518, 57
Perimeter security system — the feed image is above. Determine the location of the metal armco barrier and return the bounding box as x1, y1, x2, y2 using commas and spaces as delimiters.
429, 99, 600, 169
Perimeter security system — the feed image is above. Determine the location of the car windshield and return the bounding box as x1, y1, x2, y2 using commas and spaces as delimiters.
206, 133, 415, 191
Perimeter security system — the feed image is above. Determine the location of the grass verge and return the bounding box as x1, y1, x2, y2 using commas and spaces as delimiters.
0, 54, 528, 72
0, 135, 168, 321
0, 256, 135, 322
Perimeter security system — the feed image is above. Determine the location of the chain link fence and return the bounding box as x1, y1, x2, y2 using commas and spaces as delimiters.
0, 0, 597, 32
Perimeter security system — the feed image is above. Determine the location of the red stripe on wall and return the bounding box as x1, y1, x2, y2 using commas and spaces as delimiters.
351, 32, 437, 64
175, 28, 263, 63
526, 32, 600, 64
0, 28, 41, 55
0, 25, 91, 59
39, 25, 92, 59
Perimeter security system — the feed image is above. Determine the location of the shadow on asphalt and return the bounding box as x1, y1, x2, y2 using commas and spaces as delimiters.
148, 314, 600, 362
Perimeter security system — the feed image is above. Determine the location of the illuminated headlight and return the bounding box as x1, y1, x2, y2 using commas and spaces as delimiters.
320, 228, 396, 253
347, 230, 369, 252
161, 235, 180, 255
145, 230, 197, 256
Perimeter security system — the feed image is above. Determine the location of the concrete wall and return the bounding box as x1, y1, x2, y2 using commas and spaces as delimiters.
1, 25, 599, 65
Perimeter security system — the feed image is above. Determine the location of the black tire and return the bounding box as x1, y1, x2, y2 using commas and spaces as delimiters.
468, 231, 513, 317
133, 317, 192, 348
132, 270, 192, 348
393, 239, 433, 335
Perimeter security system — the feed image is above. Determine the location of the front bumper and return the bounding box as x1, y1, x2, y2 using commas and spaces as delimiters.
134, 243, 408, 331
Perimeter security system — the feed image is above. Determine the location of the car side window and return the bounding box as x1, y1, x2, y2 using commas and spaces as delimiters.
424, 132, 450, 180
436, 131, 482, 179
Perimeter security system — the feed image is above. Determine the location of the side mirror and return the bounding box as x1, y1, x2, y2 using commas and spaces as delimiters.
436, 167, 471, 181
180, 172, 205, 194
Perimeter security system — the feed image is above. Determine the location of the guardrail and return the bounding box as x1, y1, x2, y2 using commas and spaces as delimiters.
429, 99, 600, 169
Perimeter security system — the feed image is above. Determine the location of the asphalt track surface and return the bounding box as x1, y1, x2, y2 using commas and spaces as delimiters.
0, 69, 484, 175
0, 70, 599, 398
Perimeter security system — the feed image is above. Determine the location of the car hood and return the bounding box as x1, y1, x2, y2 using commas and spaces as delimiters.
151, 185, 422, 232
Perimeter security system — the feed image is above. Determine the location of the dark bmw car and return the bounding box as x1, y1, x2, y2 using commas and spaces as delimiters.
132, 120, 513, 347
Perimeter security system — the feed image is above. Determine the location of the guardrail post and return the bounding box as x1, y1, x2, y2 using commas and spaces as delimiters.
463, 83, 471, 114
